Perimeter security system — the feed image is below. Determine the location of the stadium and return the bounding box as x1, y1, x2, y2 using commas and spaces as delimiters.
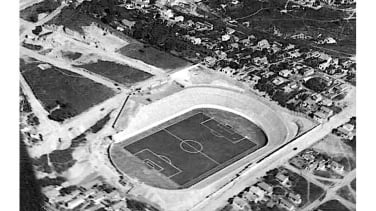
109, 85, 303, 210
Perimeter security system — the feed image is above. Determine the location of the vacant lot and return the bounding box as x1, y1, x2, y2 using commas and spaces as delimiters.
117, 43, 191, 71
315, 200, 350, 211
20, 58, 115, 122
75, 60, 153, 86
20, 0, 61, 22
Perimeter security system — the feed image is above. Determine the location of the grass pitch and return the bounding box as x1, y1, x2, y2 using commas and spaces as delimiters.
123, 110, 266, 188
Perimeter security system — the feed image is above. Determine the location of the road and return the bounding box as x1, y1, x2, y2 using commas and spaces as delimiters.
190, 94, 355, 211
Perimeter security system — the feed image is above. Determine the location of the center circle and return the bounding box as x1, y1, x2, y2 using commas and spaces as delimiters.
180, 140, 203, 154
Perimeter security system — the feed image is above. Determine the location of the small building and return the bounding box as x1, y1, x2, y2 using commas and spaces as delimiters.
288, 192, 302, 205
257, 182, 273, 194
174, 16, 184, 22
313, 110, 331, 123
195, 21, 214, 31
290, 157, 306, 169
343, 123, 355, 132
279, 69, 292, 78
321, 98, 333, 106
311, 93, 323, 103
330, 161, 345, 174
276, 173, 289, 186
249, 186, 266, 198
320, 106, 334, 116
272, 77, 288, 86
111, 201, 129, 211
279, 198, 296, 211
301, 68, 315, 76
243, 191, 258, 202
121, 19, 136, 29
65, 197, 86, 210
319, 59, 332, 70
222, 34, 231, 42
204, 56, 217, 67
288, 50, 302, 58
226, 27, 236, 34
257, 39, 270, 50
252, 56, 268, 66
232, 196, 249, 210
191, 37, 201, 45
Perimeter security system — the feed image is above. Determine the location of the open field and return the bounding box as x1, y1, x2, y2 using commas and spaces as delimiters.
20, 58, 115, 122
112, 108, 267, 189
117, 43, 192, 71
337, 185, 356, 204
74, 59, 153, 87
314, 200, 350, 211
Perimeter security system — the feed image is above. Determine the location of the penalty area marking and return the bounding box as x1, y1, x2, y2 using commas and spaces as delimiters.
133, 148, 182, 178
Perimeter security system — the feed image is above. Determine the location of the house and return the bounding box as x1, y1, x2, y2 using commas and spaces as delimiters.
250, 75, 261, 84
111, 201, 130, 211
343, 123, 355, 132
321, 98, 333, 106
121, 19, 136, 29
271, 43, 282, 53
249, 186, 266, 198
257, 39, 270, 50
244, 186, 265, 202
322, 37, 337, 44
333, 83, 349, 93
320, 106, 334, 116
279, 198, 296, 211
231, 43, 239, 49
272, 77, 288, 86
319, 59, 332, 70
301, 68, 315, 76
279, 69, 292, 78
174, 16, 184, 22
288, 50, 302, 58
232, 196, 249, 210
289, 157, 306, 169
330, 161, 345, 174
266, 200, 277, 208
257, 182, 273, 194
311, 93, 323, 103
204, 56, 217, 67
92, 192, 106, 203
253, 57, 268, 66
291, 33, 312, 40
65, 197, 86, 210
131, 0, 150, 8
276, 173, 289, 186
288, 192, 302, 205
313, 110, 331, 123
191, 37, 201, 45
261, 71, 274, 78
85, 204, 104, 211
195, 21, 213, 31
243, 191, 257, 202
226, 27, 236, 34
222, 34, 231, 41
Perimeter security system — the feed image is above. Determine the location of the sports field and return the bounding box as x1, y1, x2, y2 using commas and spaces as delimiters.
123, 111, 266, 188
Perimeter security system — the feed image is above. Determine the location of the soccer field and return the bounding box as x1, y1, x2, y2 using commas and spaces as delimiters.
124, 111, 266, 188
